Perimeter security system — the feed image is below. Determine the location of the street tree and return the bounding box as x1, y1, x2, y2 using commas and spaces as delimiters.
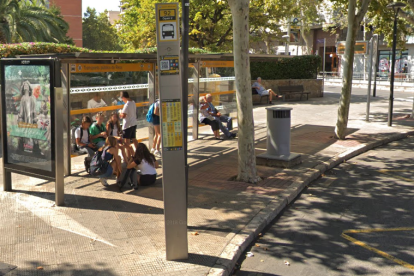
227, 0, 259, 183
83, 7, 122, 51
0, 0, 71, 43
298, 0, 322, 54
249, 0, 297, 54
333, 0, 371, 139
119, 0, 301, 52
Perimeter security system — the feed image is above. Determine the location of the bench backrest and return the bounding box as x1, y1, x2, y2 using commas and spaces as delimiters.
278, 85, 304, 93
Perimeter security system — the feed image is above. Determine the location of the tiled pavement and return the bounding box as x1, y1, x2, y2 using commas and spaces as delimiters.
1, 93, 414, 275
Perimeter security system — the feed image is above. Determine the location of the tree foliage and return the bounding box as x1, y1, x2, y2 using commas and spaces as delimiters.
0, 0, 71, 44
82, 7, 122, 51
119, 0, 306, 52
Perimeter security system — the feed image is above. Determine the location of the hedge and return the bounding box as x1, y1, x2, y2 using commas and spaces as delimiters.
0, 43, 320, 81
0, 43, 90, 58
250, 55, 322, 80
0, 43, 212, 58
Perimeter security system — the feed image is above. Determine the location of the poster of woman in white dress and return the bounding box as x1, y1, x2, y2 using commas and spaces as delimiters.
4, 64, 52, 171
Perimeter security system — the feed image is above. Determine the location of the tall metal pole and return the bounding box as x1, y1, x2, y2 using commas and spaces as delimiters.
181, 0, 189, 214
388, 10, 399, 127
373, 35, 379, 97
181, 0, 189, 156
366, 37, 374, 121
323, 38, 326, 94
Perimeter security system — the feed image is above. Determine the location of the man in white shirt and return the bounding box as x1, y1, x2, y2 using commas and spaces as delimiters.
119, 91, 137, 158
87, 93, 107, 109
252, 77, 281, 104
87, 93, 107, 120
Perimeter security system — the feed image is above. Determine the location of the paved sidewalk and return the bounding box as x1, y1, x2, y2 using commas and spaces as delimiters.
1, 88, 414, 276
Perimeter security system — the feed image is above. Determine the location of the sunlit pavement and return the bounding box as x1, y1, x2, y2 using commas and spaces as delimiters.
1, 87, 414, 275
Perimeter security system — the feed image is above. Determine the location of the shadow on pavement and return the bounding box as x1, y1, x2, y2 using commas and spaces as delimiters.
12, 189, 164, 215
236, 138, 414, 275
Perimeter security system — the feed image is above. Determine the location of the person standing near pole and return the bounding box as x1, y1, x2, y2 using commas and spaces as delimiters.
119, 91, 137, 159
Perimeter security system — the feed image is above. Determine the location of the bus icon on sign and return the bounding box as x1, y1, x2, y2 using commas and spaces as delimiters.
162, 24, 175, 39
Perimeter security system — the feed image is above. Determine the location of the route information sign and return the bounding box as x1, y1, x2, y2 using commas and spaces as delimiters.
158, 4, 179, 42
162, 99, 183, 150
337, 41, 368, 55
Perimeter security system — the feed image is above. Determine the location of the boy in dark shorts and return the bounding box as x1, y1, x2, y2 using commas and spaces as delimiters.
119, 91, 137, 159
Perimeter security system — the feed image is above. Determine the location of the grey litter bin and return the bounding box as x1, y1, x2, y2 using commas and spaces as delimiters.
256, 107, 301, 168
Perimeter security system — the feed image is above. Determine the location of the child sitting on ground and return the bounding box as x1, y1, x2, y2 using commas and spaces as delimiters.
118, 143, 159, 190
94, 136, 122, 187
75, 116, 96, 157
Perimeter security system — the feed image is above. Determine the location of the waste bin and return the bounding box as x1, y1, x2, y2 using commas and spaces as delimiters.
256, 107, 301, 168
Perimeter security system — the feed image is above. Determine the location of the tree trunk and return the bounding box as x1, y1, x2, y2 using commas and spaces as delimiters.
300, 15, 312, 55
300, 26, 313, 55
228, 0, 260, 183
264, 37, 271, 54
334, 0, 358, 139
334, 0, 371, 139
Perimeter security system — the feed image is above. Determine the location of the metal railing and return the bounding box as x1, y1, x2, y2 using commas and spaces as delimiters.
318, 71, 414, 83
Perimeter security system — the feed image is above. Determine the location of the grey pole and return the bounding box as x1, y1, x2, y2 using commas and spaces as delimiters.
388, 10, 399, 127
323, 38, 326, 93
366, 37, 374, 121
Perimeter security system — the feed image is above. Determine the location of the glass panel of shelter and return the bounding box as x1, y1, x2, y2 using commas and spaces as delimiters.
69, 66, 154, 154
197, 61, 237, 139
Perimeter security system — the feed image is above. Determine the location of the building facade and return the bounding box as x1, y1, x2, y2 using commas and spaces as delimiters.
49, 0, 83, 47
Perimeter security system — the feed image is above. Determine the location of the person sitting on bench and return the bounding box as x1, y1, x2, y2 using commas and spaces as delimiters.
199, 97, 221, 140
252, 77, 282, 104
205, 94, 236, 139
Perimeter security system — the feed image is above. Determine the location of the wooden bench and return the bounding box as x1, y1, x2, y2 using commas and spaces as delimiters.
277, 85, 310, 101
252, 88, 269, 104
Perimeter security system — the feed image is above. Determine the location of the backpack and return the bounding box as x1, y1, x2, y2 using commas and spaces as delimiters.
89, 148, 110, 176
146, 103, 155, 123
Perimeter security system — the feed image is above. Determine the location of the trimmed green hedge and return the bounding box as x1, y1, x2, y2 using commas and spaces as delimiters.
250, 55, 322, 80
0, 43, 320, 81
0, 43, 214, 58
0, 43, 90, 58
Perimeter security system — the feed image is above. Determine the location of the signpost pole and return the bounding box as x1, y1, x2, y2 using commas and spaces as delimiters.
156, 2, 188, 261
366, 37, 374, 121
323, 38, 326, 93
373, 35, 379, 97
181, 0, 189, 196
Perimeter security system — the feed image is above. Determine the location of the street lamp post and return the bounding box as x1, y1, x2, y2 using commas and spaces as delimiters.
387, 2, 406, 127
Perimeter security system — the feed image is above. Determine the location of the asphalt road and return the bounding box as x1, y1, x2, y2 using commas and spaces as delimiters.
235, 136, 414, 276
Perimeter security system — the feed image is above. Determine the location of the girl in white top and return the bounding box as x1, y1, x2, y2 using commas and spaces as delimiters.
127, 143, 159, 186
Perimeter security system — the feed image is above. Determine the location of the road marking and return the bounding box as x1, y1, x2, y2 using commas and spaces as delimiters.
321, 177, 336, 187
341, 227, 414, 271
377, 169, 414, 183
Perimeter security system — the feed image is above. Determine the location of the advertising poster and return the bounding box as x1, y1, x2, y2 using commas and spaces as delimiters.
2, 61, 55, 175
